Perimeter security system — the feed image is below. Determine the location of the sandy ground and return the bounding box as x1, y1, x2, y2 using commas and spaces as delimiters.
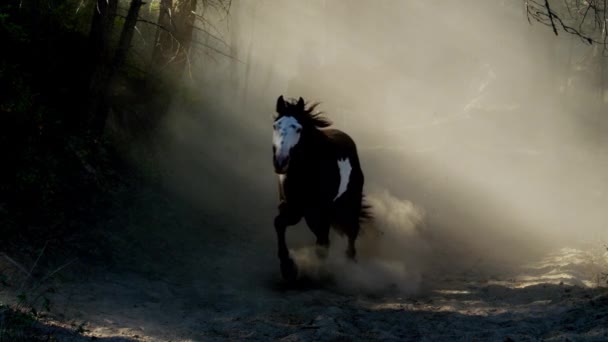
2, 240, 608, 341
48, 252, 608, 341
1, 190, 607, 341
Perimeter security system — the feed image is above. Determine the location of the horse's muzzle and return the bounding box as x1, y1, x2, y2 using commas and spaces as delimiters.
274, 156, 289, 174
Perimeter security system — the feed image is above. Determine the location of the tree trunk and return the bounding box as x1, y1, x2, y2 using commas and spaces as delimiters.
242, 2, 257, 106
89, 0, 118, 65
88, 0, 143, 137
85, 0, 118, 137
151, 0, 174, 73
172, 0, 197, 78
150, 0, 198, 76
112, 0, 144, 74
229, 3, 240, 92
147, 0, 198, 127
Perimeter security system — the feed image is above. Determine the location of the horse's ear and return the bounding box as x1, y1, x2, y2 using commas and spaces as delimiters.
276, 95, 285, 113
297, 97, 305, 110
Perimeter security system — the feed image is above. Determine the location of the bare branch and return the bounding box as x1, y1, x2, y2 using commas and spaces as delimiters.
191, 39, 244, 63
117, 14, 239, 63
545, 0, 560, 34
526, 0, 600, 45
190, 22, 230, 50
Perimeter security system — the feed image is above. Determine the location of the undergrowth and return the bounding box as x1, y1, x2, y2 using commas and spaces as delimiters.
0, 243, 88, 341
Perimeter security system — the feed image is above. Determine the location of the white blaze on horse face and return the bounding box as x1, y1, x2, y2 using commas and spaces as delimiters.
273, 116, 302, 170
334, 158, 352, 201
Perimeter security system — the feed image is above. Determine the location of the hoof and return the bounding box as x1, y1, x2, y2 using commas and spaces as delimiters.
280, 258, 298, 281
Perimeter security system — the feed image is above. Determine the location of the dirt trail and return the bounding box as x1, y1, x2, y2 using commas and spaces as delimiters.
37, 245, 608, 341
1, 187, 607, 341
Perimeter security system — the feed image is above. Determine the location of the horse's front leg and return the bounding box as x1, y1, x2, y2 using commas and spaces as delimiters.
274, 202, 301, 281
305, 212, 331, 260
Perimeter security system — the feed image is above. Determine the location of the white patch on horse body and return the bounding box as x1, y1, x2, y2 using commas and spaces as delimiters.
273, 116, 302, 166
334, 158, 352, 201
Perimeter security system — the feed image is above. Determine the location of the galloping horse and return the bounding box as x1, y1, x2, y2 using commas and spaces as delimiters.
272, 95, 370, 281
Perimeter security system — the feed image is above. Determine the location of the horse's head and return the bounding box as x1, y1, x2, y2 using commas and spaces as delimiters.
273, 96, 304, 174
272, 95, 333, 174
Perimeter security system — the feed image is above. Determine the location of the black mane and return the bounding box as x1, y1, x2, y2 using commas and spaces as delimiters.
276, 97, 332, 129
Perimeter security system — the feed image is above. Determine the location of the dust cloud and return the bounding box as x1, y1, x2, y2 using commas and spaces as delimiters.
289, 190, 427, 294
150, 0, 608, 292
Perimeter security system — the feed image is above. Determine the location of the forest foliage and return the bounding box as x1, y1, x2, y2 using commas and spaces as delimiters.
0, 0, 231, 247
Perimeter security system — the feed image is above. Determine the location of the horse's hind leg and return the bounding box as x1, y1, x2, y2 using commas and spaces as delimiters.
275, 202, 302, 281
345, 221, 360, 261
305, 213, 331, 259
342, 202, 362, 260
339, 195, 362, 261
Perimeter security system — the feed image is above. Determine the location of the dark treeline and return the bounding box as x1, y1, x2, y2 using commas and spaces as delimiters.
0, 0, 231, 248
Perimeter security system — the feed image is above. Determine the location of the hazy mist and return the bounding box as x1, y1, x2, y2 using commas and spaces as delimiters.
147, 0, 608, 291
